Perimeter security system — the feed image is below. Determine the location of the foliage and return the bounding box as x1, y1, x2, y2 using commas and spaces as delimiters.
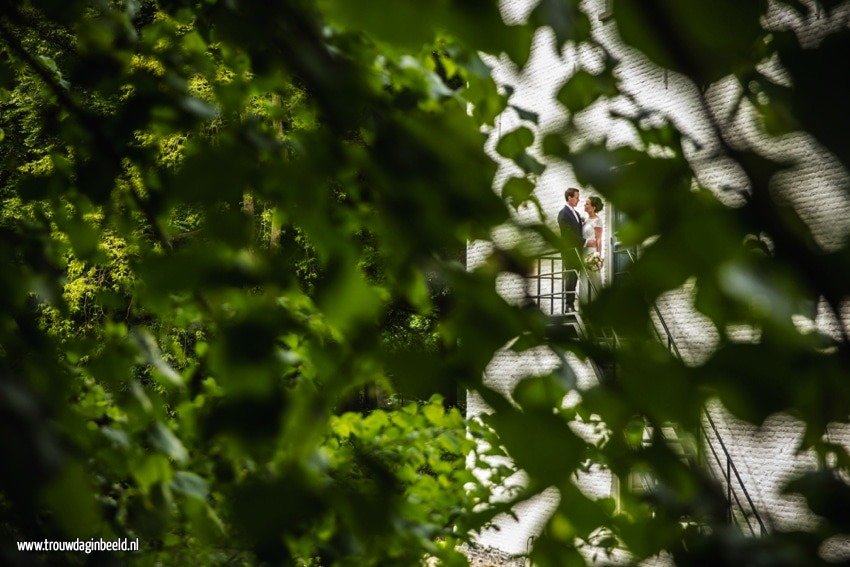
2, 0, 850, 566
0, 0, 520, 564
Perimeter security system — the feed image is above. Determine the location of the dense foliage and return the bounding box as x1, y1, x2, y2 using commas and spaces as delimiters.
2, 0, 850, 565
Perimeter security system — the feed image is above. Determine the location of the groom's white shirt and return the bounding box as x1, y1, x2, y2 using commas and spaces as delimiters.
568, 205, 586, 244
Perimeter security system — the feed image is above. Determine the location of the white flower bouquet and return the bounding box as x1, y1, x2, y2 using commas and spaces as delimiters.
584, 251, 604, 272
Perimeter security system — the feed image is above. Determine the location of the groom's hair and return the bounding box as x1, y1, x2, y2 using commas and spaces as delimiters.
565, 187, 579, 200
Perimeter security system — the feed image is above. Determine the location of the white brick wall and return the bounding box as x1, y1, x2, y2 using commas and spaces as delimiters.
469, 0, 850, 559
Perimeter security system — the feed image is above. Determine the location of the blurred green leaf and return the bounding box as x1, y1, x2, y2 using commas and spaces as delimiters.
487, 409, 588, 486
172, 471, 209, 501
785, 471, 850, 532
501, 176, 535, 208
41, 462, 100, 538
149, 422, 189, 465
776, 29, 850, 170
3, 0, 850, 562
133, 454, 172, 494
132, 329, 184, 389
557, 69, 617, 114
613, 0, 768, 85
530, 0, 591, 47
509, 104, 539, 124
496, 126, 534, 159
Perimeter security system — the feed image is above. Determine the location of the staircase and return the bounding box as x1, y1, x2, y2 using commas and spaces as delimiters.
526, 248, 769, 537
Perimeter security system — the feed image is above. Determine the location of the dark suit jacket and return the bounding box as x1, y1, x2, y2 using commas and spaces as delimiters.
558, 205, 583, 300
558, 205, 583, 246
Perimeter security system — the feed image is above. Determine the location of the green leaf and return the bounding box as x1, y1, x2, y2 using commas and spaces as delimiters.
512, 374, 568, 412
613, 0, 768, 85
465, 72, 508, 126
0, 57, 17, 89
542, 133, 571, 159
133, 454, 173, 494
16, 174, 62, 202
776, 29, 850, 170
321, 0, 532, 66
556, 69, 617, 114
529, 0, 592, 47
317, 260, 382, 333
149, 422, 189, 465
62, 214, 99, 259
171, 471, 209, 501
510, 104, 539, 125
184, 499, 226, 542
501, 176, 535, 207
422, 401, 445, 425
131, 329, 184, 389
785, 471, 850, 532
496, 126, 534, 159
515, 152, 546, 175
487, 409, 588, 486
168, 142, 251, 204
41, 462, 101, 538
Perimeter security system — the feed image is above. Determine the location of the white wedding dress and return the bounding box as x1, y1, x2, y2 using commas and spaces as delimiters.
580, 216, 604, 305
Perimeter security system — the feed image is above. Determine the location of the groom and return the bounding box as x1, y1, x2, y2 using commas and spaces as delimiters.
557, 187, 583, 311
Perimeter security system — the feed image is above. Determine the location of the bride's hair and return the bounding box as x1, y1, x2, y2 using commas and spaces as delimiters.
589, 196, 604, 213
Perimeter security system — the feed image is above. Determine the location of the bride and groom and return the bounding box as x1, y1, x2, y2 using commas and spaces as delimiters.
557, 187, 604, 311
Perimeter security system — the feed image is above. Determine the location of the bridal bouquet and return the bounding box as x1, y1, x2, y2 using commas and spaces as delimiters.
584, 251, 604, 272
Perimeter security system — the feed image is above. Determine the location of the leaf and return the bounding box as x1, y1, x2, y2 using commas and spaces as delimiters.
512, 374, 568, 412
149, 422, 189, 465
75, 158, 118, 203
168, 142, 251, 205
509, 104, 539, 125
529, 0, 592, 47
202, 394, 285, 440
422, 402, 445, 426
613, 0, 768, 85
501, 176, 535, 207
179, 96, 217, 120
184, 499, 226, 542
487, 409, 588, 486
315, 255, 382, 333
61, 214, 99, 259
465, 73, 507, 126
131, 329, 184, 389
542, 133, 571, 159
41, 462, 100, 538
557, 69, 617, 114
0, 58, 15, 89
101, 426, 130, 449
496, 126, 534, 159
171, 471, 209, 501
385, 348, 457, 400
515, 152, 546, 175
785, 471, 850, 532
321, 0, 532, 66
132, 454, 173, 494
776, 29, 850, 171
37, 0, 86, 22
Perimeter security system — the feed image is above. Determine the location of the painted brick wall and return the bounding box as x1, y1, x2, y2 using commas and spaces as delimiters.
468, 0, 850, 560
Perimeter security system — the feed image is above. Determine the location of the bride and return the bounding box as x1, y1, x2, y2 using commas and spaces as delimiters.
580, 196, 604, 304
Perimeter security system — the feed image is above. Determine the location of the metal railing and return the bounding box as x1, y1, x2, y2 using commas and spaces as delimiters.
623, 249, 769, 536
528, 251, 576, 317
526, 249, 601, 317
524, 247, 768, 536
